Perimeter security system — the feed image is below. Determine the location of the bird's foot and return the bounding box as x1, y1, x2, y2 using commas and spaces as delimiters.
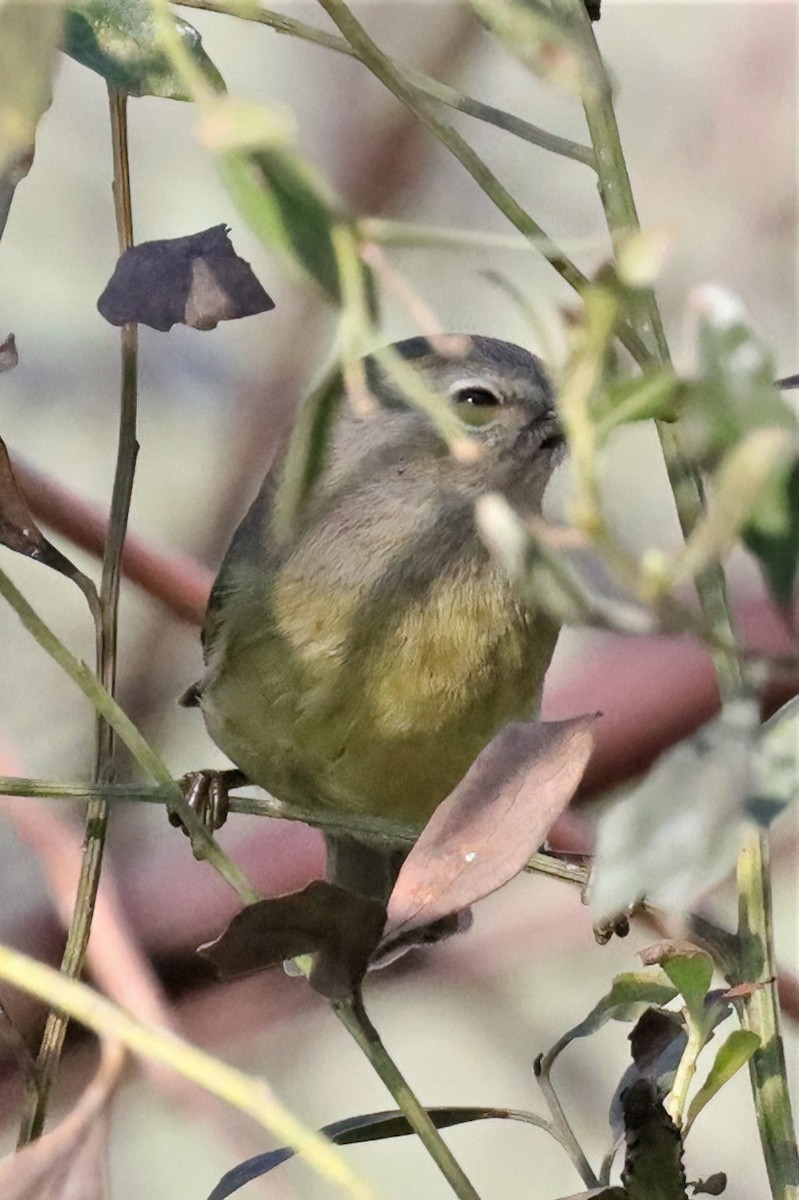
169, 768, 248, 838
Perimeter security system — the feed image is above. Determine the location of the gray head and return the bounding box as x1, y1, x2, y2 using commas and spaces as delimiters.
360, 333, 565, 510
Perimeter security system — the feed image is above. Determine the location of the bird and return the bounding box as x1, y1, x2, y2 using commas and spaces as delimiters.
181, 334, 566, 904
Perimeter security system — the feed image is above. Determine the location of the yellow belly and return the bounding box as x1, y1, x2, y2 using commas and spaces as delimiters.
202, 567, 559, 830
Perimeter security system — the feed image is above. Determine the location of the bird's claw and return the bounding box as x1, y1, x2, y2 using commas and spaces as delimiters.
169, 768, 247, 839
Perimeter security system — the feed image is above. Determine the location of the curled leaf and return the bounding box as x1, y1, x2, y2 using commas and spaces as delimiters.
97, 225, 274, 331
385, 716, 597, 937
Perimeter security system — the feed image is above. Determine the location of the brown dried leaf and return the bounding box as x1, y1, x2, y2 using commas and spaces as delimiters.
97, 224, 274, 331
720, 981, 766, 1000
0, 1041, 123, 1199
0, 333, 18, 373
638, 940, 707, 967
386, 716, 597, 937
199, 881, 386, 1000
630, 1009, 685, 1075
691, 1173, 727, 1196
0, 436, 91, 590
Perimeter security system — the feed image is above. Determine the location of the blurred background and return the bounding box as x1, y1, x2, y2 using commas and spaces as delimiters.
0, 2, 796, 1197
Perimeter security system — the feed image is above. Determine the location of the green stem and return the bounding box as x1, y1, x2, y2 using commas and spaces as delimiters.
665, 1014, 705, 1127
313, 5, 577, 280
558, 3, 797, 1192
173, 0, 596, 167
16, 88, 140, 1148
335, 992, 484, 1200
736, 832, 799, 1199
534, 1051, 599, 1188
0, 566, 259, 904
556, 0, 742, 688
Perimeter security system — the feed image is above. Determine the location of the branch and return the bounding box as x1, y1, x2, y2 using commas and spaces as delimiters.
173, 0, 596, 167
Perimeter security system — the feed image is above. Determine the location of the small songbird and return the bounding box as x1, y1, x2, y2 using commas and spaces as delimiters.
183, 335, 565, 901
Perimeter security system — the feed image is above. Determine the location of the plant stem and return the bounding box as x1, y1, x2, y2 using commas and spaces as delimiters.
558, 2, 797, 1192
664, 1014, 705, 1127
736, 832, 799, 1200
0, 566, 259, 902
534, 1052, 600, 1188
174, 0, 596, 167
17, 87, 139, 1147
335, 992, 484, 1200
0, 944, 376, 1200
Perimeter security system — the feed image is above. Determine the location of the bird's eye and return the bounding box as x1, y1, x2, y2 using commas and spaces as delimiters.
453, 387, 501, 407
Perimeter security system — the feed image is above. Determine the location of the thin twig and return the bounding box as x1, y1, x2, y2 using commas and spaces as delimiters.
17, 88, 140, 1147
0, 567, 259, 903
173, 0, 596, 167
335, 992, 484, 1200
0, 944, 376, 1200
554, 2, 798, 1192
533, 1050, 600, 1189
735, 832, 799, 1199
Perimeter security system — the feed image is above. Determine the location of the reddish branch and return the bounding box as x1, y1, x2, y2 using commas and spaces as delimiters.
16, 452, 799, 799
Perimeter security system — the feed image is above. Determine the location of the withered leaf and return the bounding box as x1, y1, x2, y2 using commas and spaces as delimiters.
0, 1041, 123, 1199
691, 1173, 727, 1196
621, 1079, 688, 1200
630, 1009, 686, 1076
199, 881, 386, 1000
97, 225, 275, 332
385, 716, 597, 937
0, 435, 94, 596
638, 940, 709, 967
610, 1009, 686, 1139
0, 334, 18, 373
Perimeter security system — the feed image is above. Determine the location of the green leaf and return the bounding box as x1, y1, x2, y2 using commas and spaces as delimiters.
591, 700, 760, 918
63, 0, 224, 98
679, 288, 796, 462
557, 971, 678, 1045
271, 361, 344, 543
743, 456, 799, 608
685, 1029, 760, 1129
593, 370, 682, 437
675, 428, 799, 587
660, 952, 714, 1022
204, 96, 354, 301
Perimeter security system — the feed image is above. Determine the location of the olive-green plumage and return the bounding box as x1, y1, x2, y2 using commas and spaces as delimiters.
195, 335, 564, 893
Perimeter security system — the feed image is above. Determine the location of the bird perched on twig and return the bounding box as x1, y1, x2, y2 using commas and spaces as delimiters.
181, 335, 566, 903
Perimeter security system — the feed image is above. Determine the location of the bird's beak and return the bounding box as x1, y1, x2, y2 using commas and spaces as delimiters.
536, 410, 566, 453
